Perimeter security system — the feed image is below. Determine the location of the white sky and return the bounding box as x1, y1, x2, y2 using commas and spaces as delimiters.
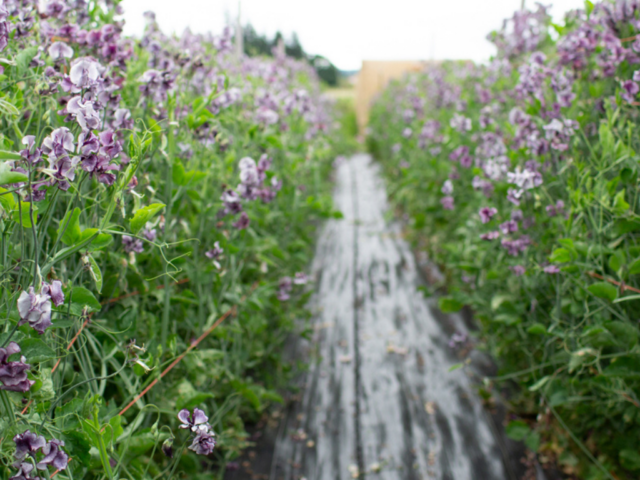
121, 0, 586, 71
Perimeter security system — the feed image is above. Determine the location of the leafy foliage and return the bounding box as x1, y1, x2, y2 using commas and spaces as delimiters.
369, 2, 640, 478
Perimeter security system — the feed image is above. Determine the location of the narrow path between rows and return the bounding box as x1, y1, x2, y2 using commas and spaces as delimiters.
270, 154, 509, 480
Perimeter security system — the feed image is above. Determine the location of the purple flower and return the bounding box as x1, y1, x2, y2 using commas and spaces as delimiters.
220, 189, 242, 216
255, 107, 279, 125
42, 128, 78, 189
48, 42, 73, 61
507, 167, 542, 191
450, 113, 472, 132
205, 241, 223, 260
480, 231, 500, 241
139, 69, 175, 102
441, 180, 453, 195
277, 276, 293, 301
13, 430, 46, 461
141, 222, 157, 242
546, 200, 565, 218
543, 118, 578, 151
9, 462, 45, 480
621, 80, 640, 103
479, 207, 497, 223
441, 196, 454, 210
178, 408, 211, 433
0, 342, 34, 393
41, 280, 64, 307
20, 136, 42, 165
17, 287, 52, 334
511, 209, 523, 222
499, 220, 519, 235
501, 236, 531, 256
122, 235, 144, 254
188, 430, 216, 456
68, 57, 102, 89
448, 331, 468, 349
162, 439, 174, 458
36, 440, 68, 471
232, 212, 250, 230
544, 265, 560, 274
402, 127, 413, 138
510, 265, 526, 276
506, 188, 523, 206
293, 272, 308, 285
42, 128, 74, 155
66, 96, 101, 130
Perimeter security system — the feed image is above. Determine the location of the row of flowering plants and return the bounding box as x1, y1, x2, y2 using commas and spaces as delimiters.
0, 0, 348, 479
368, 1, 640, 478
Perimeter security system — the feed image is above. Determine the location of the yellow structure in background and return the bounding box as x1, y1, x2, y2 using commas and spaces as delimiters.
355, 60, 425, 133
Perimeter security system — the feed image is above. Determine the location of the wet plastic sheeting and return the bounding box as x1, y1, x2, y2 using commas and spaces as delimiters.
272, 155, 506, 480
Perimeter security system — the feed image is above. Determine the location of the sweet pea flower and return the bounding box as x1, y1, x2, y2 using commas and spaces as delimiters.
277, 276, 293, 301
17, 287, 52, 334
544, 265, 560, 274
510, 265, 526, 276
36, 440, 68, 471
499, 220, 519, 234
441, 196, 454, 210
13, 430, 46, 461
189, 431, 216, 456
178, 408, 210, 433
122, 235, 143, 253
293, 272, 309, 285
41, 280, 64, 307
232, 212, 250, 230
48, 41, 73, 61
205, 242, 223, 260
0, 342, 34, 392
479, 207, 497, 223
621, 79, 640, 103
68, 57, 102, 89
441, 180, 453, 195
480, 231, 500, 241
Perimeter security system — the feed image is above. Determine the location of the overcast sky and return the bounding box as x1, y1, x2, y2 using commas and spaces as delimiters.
121, 0, 586, 71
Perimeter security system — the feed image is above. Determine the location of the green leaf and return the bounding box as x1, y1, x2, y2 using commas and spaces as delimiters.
505, 420, 530, 441
609, 250, 626, 273
16, 46, 38, 76
439, 296, 463, 313
0, 98, 19, 117
587, 282, 618, 301
613, 189, 630, 213
549, 248, 571, 263
629, 257, 640, 275
172, 158, 186, 185
528, 376, 550, 392
130, 203, 165, 234
79, 228, 113, 250
102, 415, 124, 448
69, 287, 101, 312
0, 187, 16, 212
525, 431, 541, 452
448, 363, 463, 372
569, 348, 595, 372
606, 321, 638, 347
58, 208, 81, 246
0, 161, 28, 185
620, 449, 640, 471
20, 338, 56, 363
13, 202, 37, 227
527, 323, 547, 335
0, 150, 22, 161
240, 387, 261, 411
265, 135, 283, 149
86, 255, 103, 293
